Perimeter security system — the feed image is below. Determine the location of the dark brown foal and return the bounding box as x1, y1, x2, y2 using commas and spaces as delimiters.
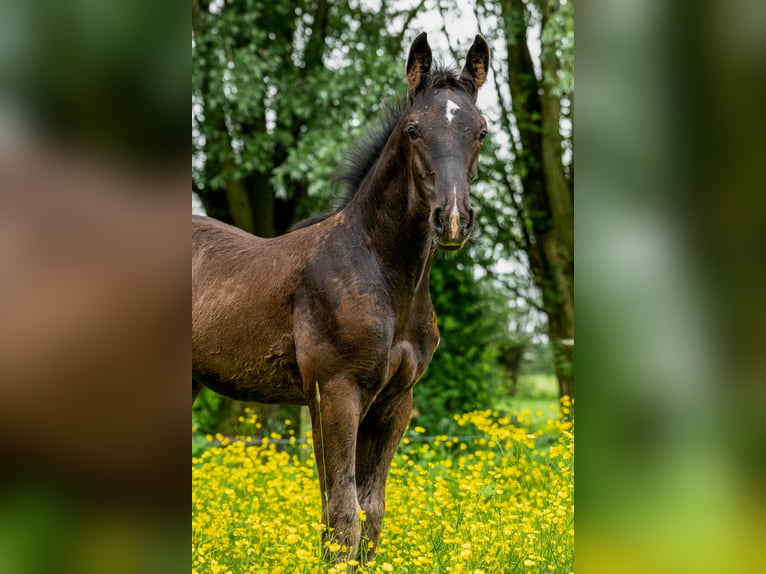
192, 32, 490, 561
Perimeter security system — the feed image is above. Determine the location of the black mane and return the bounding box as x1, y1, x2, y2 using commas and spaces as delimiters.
428, 64, 465, 90
332, 98, 406, 199
291, 64, 463, 231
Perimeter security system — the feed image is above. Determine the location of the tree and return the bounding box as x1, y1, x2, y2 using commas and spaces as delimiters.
192, 0, 423, 236
474, 0, 575, 397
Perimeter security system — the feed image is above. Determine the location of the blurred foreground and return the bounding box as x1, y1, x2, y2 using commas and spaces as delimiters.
577, 1, 766, 572
0, 1, 188, 573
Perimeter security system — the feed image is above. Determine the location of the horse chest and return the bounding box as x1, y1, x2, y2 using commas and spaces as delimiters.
386, 306, 440, 387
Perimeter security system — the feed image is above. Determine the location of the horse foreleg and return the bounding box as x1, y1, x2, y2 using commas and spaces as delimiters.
355, 389, 413, 558
309, 379, 363, 561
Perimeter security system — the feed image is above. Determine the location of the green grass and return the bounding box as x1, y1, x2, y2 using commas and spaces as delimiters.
494, 374, 561, 427
514, 374, 560, 399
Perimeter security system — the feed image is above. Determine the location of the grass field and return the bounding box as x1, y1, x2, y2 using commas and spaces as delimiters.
192, 390, 573, 574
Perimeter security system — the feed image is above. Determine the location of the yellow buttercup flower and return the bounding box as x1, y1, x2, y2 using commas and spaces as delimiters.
192, 405, 573, 573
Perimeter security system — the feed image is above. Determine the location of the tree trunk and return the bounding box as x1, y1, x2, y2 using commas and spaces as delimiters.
498, 0, 575, 398
498, 342, 526, 396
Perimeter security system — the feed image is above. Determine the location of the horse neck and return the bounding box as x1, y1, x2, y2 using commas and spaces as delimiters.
344, 130, 435, 296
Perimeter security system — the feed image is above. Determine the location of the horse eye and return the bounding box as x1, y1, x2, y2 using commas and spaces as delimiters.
478, 129, 488, 141
406, 124, 419, 141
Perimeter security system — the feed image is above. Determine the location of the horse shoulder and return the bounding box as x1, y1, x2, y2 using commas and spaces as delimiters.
292, 269, 396, 393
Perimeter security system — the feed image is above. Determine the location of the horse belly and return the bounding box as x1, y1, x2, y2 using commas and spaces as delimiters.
193, 333, 306, 405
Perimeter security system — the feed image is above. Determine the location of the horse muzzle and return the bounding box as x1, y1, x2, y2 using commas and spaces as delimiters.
430, 205, 474, 250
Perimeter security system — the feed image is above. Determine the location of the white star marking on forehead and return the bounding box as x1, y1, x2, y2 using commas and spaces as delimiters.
445, 99, 460, 124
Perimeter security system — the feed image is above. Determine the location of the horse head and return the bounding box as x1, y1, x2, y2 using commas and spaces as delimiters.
404, 32, 490, 251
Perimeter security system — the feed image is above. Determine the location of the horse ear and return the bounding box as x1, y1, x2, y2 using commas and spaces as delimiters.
460, 35, 490, 101
406, 32, 432, 99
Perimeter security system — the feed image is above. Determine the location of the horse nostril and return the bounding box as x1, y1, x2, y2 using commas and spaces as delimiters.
432, 209, 445, 234
465, 209, 475, 234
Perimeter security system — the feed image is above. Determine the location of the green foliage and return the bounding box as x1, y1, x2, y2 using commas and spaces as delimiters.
193, 0, 407, 228
541, 0, 575, 96
191, 387, 224, 436
193, 388, 305, 439
413, 256, 510, 433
